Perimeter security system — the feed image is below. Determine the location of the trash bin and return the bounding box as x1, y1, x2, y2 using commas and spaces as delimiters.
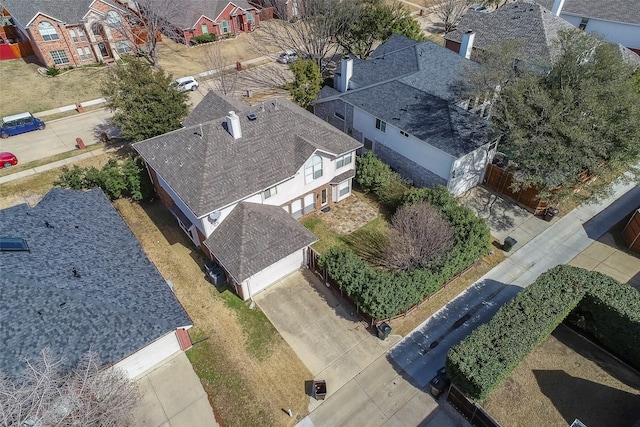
502, 236, 517, 252
544, 207, 559, 222
313, 379, 327, 400
377, 322, 392, 340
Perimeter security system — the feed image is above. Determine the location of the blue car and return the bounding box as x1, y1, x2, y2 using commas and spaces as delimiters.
1, 112, 46, 139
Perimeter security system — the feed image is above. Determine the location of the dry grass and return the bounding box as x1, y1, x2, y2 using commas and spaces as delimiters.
482, 325, 640, 427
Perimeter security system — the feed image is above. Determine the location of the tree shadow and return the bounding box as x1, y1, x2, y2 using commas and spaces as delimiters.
533, 369, 640, 427
459, 186, 531, 234
582, 186, 640, 242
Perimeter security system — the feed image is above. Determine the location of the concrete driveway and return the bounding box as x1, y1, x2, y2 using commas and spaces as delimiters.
134, 352, 218, 427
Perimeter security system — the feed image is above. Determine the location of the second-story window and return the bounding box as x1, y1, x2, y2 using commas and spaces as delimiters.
375, 118, 386, 133
305, 155, 323, 183
38, 22, 59, 41
107, 11, 123, 28
92, 22, 103, 36
336, 153, 352, 168
263, 186, 277, 200
69, 29, 78, 42
78, 27, 87, 41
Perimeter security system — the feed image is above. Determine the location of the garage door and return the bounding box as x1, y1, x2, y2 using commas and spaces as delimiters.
246, 249, 305, 297
114, 331, 182, 379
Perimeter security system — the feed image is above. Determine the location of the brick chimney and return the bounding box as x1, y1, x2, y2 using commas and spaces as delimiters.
460, 30, 475, 60
337, 56, 353, 92
551, 0, 565, 16
226, 111, 242, 139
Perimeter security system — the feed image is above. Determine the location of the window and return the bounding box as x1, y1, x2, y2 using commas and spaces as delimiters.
262, 185, 277, 199
292, 0, 299, 16
488, 141, 497, 151
92, 22, 103, 36
338, 181, 350, 197
334, 112, 345, 120
0, 238, 29, 252
336, 153, 352, 168
116, 41, 131, 53
221, 19, 229, 34
305, 155, 323, 182
291, 199, 303, 218
38, 22, 59, 41
77, 48, 86, 60
304, 193, 315, 214
363, 138, 373, 150
50, 50, 70, 65
69, 29, 78, 42
84, 47, 93, 60
201, 23, 209, 34
78, 27, 87, 41
107, 11, 122, 27
578, 17, 589, 30
375, 118, 386, 132
400, 130, 409, 137
246, 12, 254, 25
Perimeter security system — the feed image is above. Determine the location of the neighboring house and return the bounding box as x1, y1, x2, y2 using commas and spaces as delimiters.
250, 0, 299, 20
134, 91, 362, 300
313, 35, 495, 197
445, 2, 577, 66
0, 0, 137, 67
144, 0, 259, 45
535, 0, 640, 54
0, 188, 193, 379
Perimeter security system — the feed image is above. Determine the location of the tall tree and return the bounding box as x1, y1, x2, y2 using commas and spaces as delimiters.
102, 59, 189, 142
0, 348, 139, 426
488, 30, 640, 201
424, 0, 476, 34
286, 59, 323, 107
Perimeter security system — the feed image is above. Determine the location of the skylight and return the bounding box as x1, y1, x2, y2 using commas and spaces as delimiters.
0, 238, 30, 252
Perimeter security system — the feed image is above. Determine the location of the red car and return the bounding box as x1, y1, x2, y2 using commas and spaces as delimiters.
0, 152, 18, 168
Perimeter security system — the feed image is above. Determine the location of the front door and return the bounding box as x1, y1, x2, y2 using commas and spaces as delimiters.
237, 15, 244, 31
321, 188, 328, 206
98, 42, 109, 58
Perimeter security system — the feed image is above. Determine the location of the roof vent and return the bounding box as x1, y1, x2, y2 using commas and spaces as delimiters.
72, 267, 81, 278
247, 113, 257, 121
44, 220, 54, 228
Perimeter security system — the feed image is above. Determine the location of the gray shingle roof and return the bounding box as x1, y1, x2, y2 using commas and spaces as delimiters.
535, 0, 640, 26
144, 0, 256, 29
342, 81, 489, 157
133, 95, 362, 217
183, 90, 250, 128
203, 202, 317, 282
0, 188, 191, 375
1, 0, 126, 26
445, 2, 576, 65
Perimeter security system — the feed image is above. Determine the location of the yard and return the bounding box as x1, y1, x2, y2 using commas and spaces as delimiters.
482, 325, 640, 427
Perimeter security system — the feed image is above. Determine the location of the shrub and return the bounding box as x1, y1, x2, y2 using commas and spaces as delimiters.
46, 66, 61, 77
355, 151, 391, 193
190, 33, 218, 45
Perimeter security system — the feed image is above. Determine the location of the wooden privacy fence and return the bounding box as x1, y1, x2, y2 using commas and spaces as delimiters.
447, 385, 501, 427
622, 209, 640, 253
483, 164, 546, 214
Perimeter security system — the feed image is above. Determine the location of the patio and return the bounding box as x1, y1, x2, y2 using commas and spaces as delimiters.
315, 192, 380, 234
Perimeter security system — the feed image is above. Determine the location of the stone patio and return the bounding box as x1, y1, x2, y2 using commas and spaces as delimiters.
316, 193, 380, 234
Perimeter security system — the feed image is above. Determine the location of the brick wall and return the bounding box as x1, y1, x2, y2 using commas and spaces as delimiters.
374, 143, 447, 188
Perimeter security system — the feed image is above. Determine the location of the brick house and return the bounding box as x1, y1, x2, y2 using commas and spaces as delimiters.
134, 91, 362, 300
144, 0, 260, 45
0, 0, 137, 67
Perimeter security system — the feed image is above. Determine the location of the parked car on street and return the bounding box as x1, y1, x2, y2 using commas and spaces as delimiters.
173, 76, 199, 92
469, 4, 489, 12
0, 152, 18, 168
277, 50, 298, 64
1, 112, 45, 139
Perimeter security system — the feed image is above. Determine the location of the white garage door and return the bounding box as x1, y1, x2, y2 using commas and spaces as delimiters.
114, 331, 182, 379
245, 249, 305, 298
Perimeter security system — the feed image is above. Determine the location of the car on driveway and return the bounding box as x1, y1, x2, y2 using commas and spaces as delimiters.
469, 4, 489, 12
173, 76, 199, 92
0, 152, 18, 168
277, 50, 297, 64
1, 112, 46, 139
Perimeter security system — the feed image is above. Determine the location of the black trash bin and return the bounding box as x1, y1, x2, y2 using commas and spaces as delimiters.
502, 236, 517, 252
543, 207, 559, 222
377, 322, 392, 340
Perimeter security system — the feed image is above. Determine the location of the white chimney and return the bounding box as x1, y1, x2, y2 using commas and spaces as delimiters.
337, 56, 353, 92
460, 30, 475, 60
551, 0, 565, 16
226, 111, 242, 139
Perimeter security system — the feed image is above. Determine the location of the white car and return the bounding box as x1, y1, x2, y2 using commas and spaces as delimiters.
173, 76, 199, 91
277, 50, 297, 64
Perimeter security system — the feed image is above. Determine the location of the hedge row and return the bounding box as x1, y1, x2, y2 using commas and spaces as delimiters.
319, 185, 490, 320
447, 265, 640, 401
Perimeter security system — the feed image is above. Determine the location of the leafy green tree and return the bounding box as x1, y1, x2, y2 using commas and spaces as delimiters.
102, 59, 189, 142
487, 30, 640, 201
355, 151, 392, 193
286, 59, 323, 108
391, 12, 427, 42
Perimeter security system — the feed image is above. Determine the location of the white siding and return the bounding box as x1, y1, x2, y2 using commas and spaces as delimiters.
561, 14, 640, 50
447, 142, 495, 196
238, 248, 306, 300
352, 107, 455, 179
114, 331, 182, 379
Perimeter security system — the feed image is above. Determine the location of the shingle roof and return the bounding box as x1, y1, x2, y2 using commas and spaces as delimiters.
342, 81, 489, 157
203, 202, 317, 282
183, 90, 250, 128
133, 95, 362, 217
1, 0, 125, 26
445, 2, 576, 65
143, 0, 256, 29
0, 188, 191, 375
534, 0, 640, 26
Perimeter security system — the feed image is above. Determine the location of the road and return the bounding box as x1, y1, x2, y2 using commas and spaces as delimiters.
388, 179, 640, 389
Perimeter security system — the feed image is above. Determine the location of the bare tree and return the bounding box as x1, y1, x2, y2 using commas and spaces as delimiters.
381, 202, 454, 271
424, 0, 477, 34
0, 348, 140, 427
200, 43, 240, 95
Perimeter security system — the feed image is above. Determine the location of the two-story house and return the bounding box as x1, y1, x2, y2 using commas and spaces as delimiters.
133, 91, 362, 300
314, 35, 495, 197
0, 0, 137, 67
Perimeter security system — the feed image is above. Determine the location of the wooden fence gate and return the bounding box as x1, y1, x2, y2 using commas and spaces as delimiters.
483, 164, 546, 214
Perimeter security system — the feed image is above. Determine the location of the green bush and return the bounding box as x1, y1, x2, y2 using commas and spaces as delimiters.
447, 265, 640, 401
46, 66, 61, 77
319, 186, 490, 319
54, 156, 155, 202
190, 33, 218, 45
355, 151, 391, 194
